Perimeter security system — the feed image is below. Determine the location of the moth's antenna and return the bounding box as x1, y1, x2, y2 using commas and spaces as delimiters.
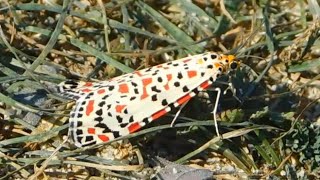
228, 24, 263, 56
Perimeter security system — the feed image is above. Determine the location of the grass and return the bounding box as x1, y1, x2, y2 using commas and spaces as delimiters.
0, 0, 320, 179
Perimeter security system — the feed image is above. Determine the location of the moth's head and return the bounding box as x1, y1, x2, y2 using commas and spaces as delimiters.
218, 54, 240, 73
205, 52, 240, 75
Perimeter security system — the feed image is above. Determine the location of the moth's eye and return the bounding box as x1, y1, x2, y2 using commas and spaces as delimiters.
230, 61, 238, 70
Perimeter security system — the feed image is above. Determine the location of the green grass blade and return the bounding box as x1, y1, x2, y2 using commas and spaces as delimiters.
136, 0, 203, 53
0, 124, 67, 147
288, 58, 320, 72
15, 3, 176, 44
70, 38, 134, 73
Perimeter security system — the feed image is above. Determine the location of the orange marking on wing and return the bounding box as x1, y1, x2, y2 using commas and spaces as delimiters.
164, 84, 170, 90
183, 58, 191, 63
87, 128, 95, 134
142, 78, 152, 86
82, 88, 91, 93
86, 100, 95, 116
156, 64, 163, 68
119, 83, 129, 93
187, 70, 197, 78
97, 89, 105, 94
84, 82, 93, 87
166, 74, 172, 81
141, 89, 148, 100
128, 122, 141, 133
140, 78, 153, 100
163, 74, 173, 90
177, 94, 192, 105
135, 71, 143, 76
200, 81, 210, 89
115, 105, 126, 113
98, 135, 110, 142
151, 109, 168, 120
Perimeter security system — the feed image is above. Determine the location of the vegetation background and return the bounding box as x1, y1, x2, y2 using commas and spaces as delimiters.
0, 0, 319, 179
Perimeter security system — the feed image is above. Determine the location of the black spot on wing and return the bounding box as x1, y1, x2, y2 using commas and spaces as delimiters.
76, 129, 83, 135
96, 109, 103, 116
129, 116, 134, 123
102, 94, 110, 100
152, 69, 160, 76
85, 136, 93, 142
162, 99, 168, 106
120, 123, 128, 128
142, 118, 148, 124
98, 101, 106, 107
151, 94, 157, 101
193, 85, 201, 93
182, 86, 189, 92
131, 82, 138, 87
94, 116, 103, 122
116, 115, 123, 123
77, 121, 83, 127
151, 86, 161, 93
77, 136, 83, 143
95, 123, 112, 133
211, 54, 217, 59
113, 131, 120, 138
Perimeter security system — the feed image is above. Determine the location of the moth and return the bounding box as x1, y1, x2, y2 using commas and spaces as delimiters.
58, 52, 239, 147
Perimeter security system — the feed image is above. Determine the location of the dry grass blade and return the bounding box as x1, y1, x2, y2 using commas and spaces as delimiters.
175, 126, 278, 164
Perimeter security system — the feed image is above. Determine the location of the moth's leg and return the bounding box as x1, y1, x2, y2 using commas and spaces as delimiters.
170, 100, 189, 127
212, 88, 222, 138
224, 82, 241, 103
214, 80, 241, 103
